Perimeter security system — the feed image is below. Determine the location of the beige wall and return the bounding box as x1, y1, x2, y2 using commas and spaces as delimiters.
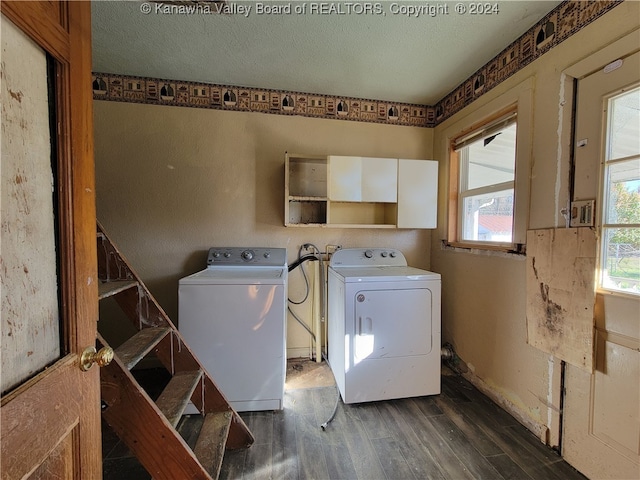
431, 3, 639, 446
93, 104, 432, 356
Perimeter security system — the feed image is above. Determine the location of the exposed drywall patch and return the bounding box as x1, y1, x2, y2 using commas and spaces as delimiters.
526, 228, 597, 371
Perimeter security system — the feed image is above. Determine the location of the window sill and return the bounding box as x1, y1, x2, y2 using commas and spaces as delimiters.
596, 287, 640, 299
442, 240, 526, 258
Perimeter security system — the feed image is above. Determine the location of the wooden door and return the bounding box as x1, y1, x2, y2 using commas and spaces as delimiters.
0, 2, 101, 479
562, 50, 640, 479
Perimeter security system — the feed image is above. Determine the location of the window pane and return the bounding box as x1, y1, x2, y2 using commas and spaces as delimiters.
605, 158, 640, 224
466, 123, 516, 190
462, 189, 513, 242
601, 227, 640, 294
608, 88, 640, 161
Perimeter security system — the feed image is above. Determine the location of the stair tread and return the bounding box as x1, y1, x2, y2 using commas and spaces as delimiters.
156, 370, 203, 427
98, 222, 254, 478
115, 327, 171, 370
98, 280, 138, 300
193, 411, 233, 479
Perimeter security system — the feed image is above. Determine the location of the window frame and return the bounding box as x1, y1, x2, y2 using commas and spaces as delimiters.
448, 105, 524, 252
597, 84, 640, 296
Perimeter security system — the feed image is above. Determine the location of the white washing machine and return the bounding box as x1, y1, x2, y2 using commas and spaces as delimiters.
328, 248, 441, 404
178, 247, 287, 412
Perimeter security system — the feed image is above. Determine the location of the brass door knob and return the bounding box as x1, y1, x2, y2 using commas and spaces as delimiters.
80, 345, 114, 371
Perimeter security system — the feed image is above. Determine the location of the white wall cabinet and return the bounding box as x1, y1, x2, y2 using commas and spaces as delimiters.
397, 159, 438, 228
328, 156, 398, 203
285, 153, 437, 228
327, 155, 361, 201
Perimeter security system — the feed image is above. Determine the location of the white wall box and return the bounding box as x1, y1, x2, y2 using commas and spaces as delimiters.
285, 153, 437, 229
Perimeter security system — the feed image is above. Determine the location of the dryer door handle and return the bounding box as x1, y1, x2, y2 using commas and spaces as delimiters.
358, 316, 373, 336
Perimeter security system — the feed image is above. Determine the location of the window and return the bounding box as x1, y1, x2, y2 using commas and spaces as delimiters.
600, 86, 640, 295
450, 110, 518, 248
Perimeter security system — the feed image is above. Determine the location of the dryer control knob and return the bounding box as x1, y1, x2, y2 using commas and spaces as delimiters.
364, 250, 373, 258
381, 251, 388, 258
241, 250, 254, 261
389, 251, 397, 258
224, 252, 231, 258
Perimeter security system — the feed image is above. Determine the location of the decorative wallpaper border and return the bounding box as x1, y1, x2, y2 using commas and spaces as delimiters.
432, 0, 622, 124
91, 74, 434, 127
93, 0, 622, 128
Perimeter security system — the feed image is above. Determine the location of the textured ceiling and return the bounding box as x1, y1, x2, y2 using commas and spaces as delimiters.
91, 1, 562, 105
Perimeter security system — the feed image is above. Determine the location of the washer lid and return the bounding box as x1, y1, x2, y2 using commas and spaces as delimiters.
179, 266, 287, 285
330, 265, 441, 283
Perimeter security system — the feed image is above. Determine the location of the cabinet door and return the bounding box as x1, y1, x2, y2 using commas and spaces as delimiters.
328, 155, 361, 201
361, 157, 398, 202
397, 159, 438, 228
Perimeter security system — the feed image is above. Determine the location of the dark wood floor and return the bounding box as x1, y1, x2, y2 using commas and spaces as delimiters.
103, 368, 587, 480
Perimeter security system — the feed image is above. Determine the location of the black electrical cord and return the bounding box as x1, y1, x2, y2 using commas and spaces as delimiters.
287, 254, 319, 272
287, 254, 318, 304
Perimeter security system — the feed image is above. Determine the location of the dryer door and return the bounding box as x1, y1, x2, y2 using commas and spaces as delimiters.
353, 288, 432, 361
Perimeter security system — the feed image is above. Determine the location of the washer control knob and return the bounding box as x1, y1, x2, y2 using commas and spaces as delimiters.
381, 251, 388, 258
389, 251, 397, 258
263, 252, 271, 258
364, 250, 373, 258
224, 252, 231, 258
241, 250, 254, 261
213, 252, 221, 258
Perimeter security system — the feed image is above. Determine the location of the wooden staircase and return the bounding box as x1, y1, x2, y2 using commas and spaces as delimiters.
96, 222, 254, 479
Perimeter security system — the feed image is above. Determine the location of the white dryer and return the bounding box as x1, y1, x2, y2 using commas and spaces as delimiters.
328, 248, 441, 404
179, 247, 287, 412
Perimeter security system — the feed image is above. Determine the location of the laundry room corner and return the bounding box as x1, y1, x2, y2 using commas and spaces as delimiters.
93, 100, 434, 353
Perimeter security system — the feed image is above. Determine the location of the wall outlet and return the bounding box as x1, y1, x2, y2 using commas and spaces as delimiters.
570, 200, 595, 227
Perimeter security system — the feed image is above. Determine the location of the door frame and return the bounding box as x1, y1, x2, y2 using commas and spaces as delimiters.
559, 28, 640, 478
1, 1, 100, 478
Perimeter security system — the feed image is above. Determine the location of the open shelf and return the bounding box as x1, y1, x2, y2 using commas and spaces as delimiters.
328, 202, 397, 227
